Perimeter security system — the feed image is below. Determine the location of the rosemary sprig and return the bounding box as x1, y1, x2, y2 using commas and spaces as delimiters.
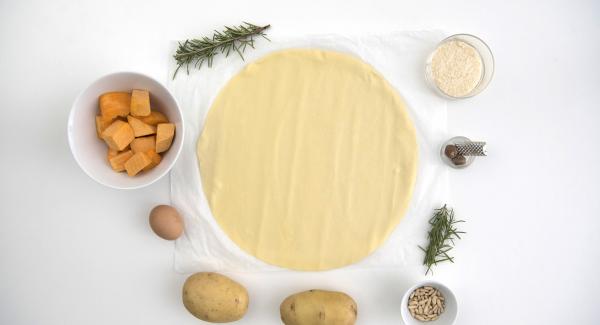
172, 22, 271, 79
418, 204, 465, 275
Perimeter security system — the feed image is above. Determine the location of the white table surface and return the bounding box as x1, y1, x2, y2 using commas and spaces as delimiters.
1, 0, 599, 324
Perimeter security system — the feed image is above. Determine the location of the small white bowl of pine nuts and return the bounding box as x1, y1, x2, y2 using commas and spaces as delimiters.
401, 281, 458, 325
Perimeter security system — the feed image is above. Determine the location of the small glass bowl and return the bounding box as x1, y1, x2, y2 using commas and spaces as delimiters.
440, 136, 476, 169
425, 34, 494, 99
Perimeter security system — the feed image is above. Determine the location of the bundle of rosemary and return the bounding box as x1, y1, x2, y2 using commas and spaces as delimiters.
173, 22, 270, 78
419, 205, 465, 275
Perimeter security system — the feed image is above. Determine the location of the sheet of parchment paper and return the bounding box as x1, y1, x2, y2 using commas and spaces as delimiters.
167, 31, 448, 273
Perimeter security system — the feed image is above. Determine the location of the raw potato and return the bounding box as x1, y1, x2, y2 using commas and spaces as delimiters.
280, 290, 357, 325
182, 272, 249, 323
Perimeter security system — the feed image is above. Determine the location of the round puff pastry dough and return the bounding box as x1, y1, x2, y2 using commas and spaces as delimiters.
198, 49, 417, 271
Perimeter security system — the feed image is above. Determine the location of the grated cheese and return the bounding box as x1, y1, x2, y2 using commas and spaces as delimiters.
431, 40, 483, 97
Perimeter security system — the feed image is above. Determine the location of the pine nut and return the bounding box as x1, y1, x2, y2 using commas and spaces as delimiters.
406, 286, 447, 322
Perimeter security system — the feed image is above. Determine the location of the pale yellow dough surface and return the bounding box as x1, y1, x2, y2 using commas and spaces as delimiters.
197, 49, 417, 271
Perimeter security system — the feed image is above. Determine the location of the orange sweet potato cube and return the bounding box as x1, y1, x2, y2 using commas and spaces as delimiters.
95, 115, 114, 138
130, 136, 156, 153
101, 120, 134, 151
141, 111, 169, 126
155, 123, 175, 153
107, 148, 118, 160
99, 92, 131, 120
124, 152, 151, 176
127, 116, 156, 137
143, 150, 162, 171
130, 89, 151, 117
108, 150, 134, 172
107, 147, 130, 160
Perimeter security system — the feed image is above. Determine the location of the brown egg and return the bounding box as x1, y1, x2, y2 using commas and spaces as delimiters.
149, 205, 183, 240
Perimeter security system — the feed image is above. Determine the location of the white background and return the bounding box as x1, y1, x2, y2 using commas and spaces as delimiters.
1, 0, 599, 324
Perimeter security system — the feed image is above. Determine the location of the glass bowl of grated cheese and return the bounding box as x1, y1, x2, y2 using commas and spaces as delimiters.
426, 34, 494, 99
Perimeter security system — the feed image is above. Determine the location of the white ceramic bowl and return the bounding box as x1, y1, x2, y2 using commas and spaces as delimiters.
68, 72, 184, 189
401, 280, 458, 325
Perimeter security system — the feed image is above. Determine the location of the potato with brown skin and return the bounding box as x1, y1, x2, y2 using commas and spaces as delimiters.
280, 289, 357, 325
182, 272, 249, 323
